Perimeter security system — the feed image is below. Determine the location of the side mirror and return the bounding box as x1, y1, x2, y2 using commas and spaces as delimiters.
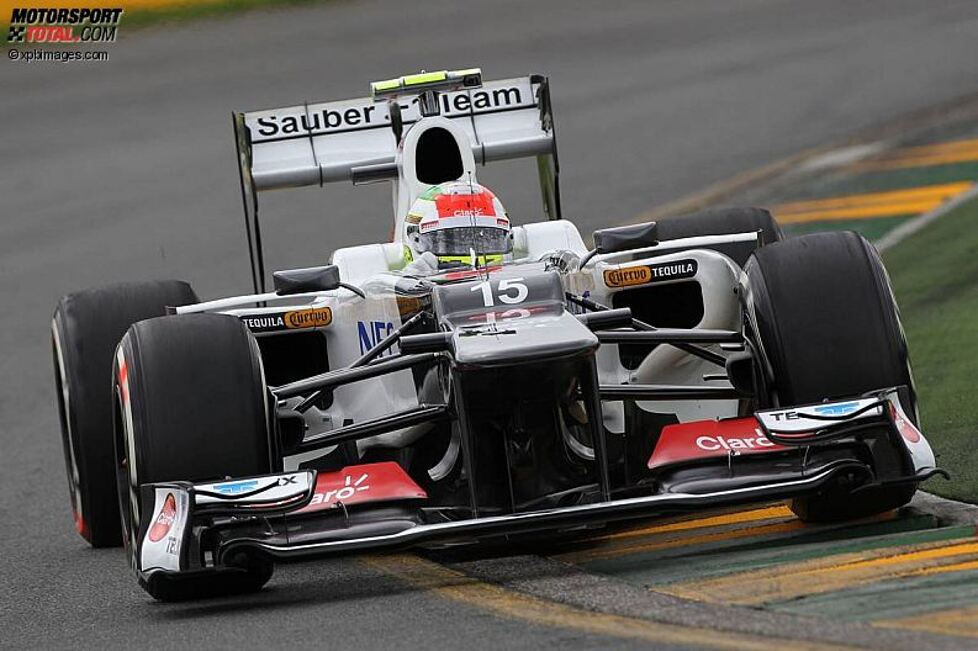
592, 221, 658, 254
273, 265, 341, 295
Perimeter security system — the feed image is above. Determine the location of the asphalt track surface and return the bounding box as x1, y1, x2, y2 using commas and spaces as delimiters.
3, 1, 978, 648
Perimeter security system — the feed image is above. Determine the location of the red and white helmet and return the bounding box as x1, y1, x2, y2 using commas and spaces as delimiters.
404, 181, 512, 267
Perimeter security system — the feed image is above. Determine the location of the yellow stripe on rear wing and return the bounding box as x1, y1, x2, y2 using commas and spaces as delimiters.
370, 68, 483, 100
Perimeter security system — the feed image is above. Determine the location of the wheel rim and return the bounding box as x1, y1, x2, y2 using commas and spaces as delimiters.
52, 319, 85, 536
114, 347, 141, 569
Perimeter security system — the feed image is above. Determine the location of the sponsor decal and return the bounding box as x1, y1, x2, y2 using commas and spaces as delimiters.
284, 307, 332, 329
766, 402, 861, 422
695, 434, 777, 451
7, 7, 123, 44
309, 473, 370, 505
241, 307, 332, 333
812, 402, 860, 416
434, 191, 495, 219
764, 409, 802, 422
241, 315, 286, 332
604, 266, 651, 288
148, 493, 176, 543
604, 259, 697, 288
882, 394, 935, 471
889, 402, 921, 443
358, 320, 398, 357
297, 462, 427, 514
251, 85, 527, 141
212, 480, 259, 495
256, 105, 379, 137
396, 295, 429, 318
648, 417, 787, 470
194, 473, 311, 507
140, 489, 189, 572
757, 398, 882, 434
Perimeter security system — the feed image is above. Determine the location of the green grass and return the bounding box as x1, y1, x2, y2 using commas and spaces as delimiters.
785, 215, 913, 241
884, 198, 978, 503
121, 0, 332, 29
751, 161, 978, 207
813, 161, 978, 197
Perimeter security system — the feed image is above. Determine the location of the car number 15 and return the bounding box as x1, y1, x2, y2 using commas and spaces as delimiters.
470, 278, 529, 307
469, 278, 531, 322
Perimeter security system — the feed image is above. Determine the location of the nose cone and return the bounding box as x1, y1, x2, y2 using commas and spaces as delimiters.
433, 270, 598, 368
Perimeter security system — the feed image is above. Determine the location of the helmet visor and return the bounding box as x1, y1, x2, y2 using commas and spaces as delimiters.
418, 226, 511, 258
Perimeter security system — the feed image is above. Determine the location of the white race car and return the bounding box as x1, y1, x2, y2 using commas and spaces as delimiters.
52, 69, 943, 600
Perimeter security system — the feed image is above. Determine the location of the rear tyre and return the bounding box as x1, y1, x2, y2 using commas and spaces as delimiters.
52, 280, 198, 547
114, 313, 277, 601
656, 207, 783, 265
745, 231, 916, 522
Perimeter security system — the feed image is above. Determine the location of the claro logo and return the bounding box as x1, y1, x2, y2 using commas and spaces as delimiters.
148, 493, 176, 542
284, 307, 332, 329
308, 473, 370, 506
696, 432, 776, 451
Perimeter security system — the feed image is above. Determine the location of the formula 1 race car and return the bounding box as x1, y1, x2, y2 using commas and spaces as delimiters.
52, 69, 944, 601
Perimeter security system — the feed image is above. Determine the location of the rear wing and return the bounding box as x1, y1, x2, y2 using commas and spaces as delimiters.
232, 73, 561, 293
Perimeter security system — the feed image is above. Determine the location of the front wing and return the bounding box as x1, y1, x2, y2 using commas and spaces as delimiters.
132, 392, 942, 583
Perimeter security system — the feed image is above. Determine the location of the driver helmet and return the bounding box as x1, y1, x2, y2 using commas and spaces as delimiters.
405, 181, 512, 268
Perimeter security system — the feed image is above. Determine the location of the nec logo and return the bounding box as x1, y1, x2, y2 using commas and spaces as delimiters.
357, 320, 399, 357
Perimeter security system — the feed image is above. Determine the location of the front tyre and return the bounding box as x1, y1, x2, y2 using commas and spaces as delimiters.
745, 231, 917, 522
114, 313, 277, 600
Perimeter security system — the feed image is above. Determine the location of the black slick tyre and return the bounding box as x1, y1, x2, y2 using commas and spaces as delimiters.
114, 313, 276, 601
656, 207, 783, 265
52, 280, 198, 547
745, 231, 917, 522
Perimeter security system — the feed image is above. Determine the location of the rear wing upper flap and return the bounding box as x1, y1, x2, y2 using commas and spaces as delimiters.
233, 75, 557, 193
